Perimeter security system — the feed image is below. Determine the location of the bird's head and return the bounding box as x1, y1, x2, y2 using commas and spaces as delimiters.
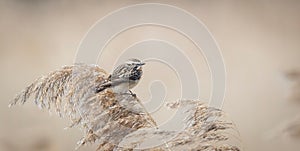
111, 58, 145, 80
125, 58, 145, 70
125, 58, 145, 66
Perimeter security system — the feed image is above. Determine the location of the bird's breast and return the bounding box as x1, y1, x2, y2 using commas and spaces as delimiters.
129, 69, 142, 81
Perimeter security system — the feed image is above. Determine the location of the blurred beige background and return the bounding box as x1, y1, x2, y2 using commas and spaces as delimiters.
1, 0, 300, 151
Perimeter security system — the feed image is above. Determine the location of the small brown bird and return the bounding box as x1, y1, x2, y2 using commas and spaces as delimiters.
95, 58, 145, 96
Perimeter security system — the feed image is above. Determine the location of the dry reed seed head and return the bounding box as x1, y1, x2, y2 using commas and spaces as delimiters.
117, 100, 240, 151
73, 93, 154, 148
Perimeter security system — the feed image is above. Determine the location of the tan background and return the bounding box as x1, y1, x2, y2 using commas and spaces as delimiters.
1, 0, 300, 151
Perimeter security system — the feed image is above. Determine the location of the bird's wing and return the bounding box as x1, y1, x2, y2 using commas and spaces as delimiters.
111, 64, 133, 78
95, 82, 111, 93
95, 76, 133, 93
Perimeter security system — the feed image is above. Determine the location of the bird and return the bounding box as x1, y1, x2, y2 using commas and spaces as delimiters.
95, 58, 145, 97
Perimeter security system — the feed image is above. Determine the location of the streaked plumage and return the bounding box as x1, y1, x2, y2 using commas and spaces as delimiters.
95, 58, 145, 94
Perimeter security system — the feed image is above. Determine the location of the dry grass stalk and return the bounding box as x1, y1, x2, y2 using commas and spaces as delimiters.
265, 70, 300, 141
284, 70, 300, 102
283, 70, 300, 139
9, 64, 240, 151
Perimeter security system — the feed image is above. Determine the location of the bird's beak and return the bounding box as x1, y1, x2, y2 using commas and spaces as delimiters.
139, 62, 146, 66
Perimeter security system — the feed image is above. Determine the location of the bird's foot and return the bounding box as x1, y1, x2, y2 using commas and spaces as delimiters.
129, 90, 137, 98
119, 92, 136, 97
117, 90, 137, 97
